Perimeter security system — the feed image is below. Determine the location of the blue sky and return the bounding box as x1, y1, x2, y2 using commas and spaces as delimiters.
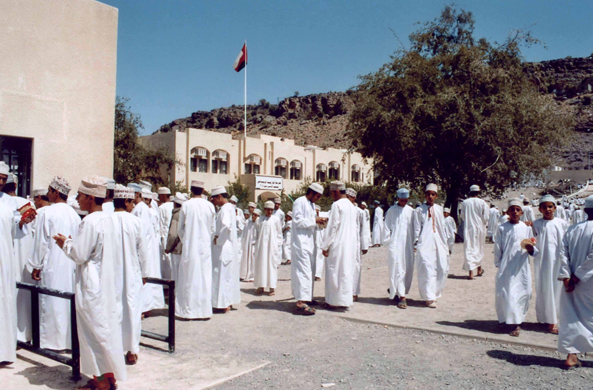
98, 0, 593, 135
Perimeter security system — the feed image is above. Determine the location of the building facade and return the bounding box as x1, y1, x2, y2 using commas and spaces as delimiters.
0, 0, 118, 196
140, 128, 373, 201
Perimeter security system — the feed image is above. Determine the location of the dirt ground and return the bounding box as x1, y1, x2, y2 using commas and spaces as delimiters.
4, 191, 592, 389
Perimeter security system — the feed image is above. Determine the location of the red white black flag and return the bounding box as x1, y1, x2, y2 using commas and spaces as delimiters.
233, 43, 247, 72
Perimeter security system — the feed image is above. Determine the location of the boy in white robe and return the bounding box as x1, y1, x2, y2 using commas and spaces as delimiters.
272, 198, 285, 265
487, 205, 500, 242
558, 195, 593, 369
54, 177, 126, 390
211, 186, 238, 313
520, 198, 535, 224
28, 176, 80, 350
414, 184, 452, 309
532, 194, 568, 334
346, 189, 369, 301
494, 198, 538, 337
555, 200, 566, 221
230, 195, 245, 293
360, 202, 372, 246
240, 208, 260, 282
371, 201, 384, 247
321, 182, 358, 309
291, 184, 325, 315
158, 187, 174, 280
253, 202, 283, 295
314, 205, 327, 281
177, 181, 215, 319
282, 212, 293, 264
443, 207, 457, 254
384, 188, 415, 309
460, 184, 489, 279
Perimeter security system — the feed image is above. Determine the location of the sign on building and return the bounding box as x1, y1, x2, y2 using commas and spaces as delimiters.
255, 175, 283, 190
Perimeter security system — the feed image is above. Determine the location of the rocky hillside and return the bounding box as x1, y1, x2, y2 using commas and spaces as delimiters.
156, 56, 593, 165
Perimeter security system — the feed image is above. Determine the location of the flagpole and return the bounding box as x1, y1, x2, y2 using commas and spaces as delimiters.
244, 40, 247, 141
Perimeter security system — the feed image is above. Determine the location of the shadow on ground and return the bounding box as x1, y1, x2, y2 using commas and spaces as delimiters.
15, 354, 87, 390
487, 350, 590, 369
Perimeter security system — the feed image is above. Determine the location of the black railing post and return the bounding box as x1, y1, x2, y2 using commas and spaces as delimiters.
70, 295, 81, 381
168, 280, 175, 353
31, 286, 40, 348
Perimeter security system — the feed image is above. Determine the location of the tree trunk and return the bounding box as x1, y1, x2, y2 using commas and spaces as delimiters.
446, 185, 461, 225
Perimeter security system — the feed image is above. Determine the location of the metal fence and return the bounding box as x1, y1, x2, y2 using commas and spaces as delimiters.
140, 277, 176, 353
16, 282, 81, 380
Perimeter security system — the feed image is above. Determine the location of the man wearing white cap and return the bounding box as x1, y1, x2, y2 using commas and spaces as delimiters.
54, 177, 126, 388
177, 180, 215, 319
532, 194, 568, 334
32, 188, 50, 210
487, 204, 500, 243
384, 188, 415, 309
272, 197, 285, 267
555, 200, 567, 221
101, 179, 116, 214
360, 202, 372, 244
371, 200, 384, 247
165, 192, 188, 282
520, 198, 535, 224
230, 195, 246, 289
414, 184, 452, 308
322, 181, 358, 309
130, 184, 165, 315
314, 204, 328, 281
240, 205, 259, 282
346, 188, 369, 301
459, 185, 489, 280
0, 161, 17, 209
558, 194, 593, 368
494, 197, 537, 337
443, 207, 457, 254
158, 187, 174, 280
210, 185, 239, 312
282, 211, 293, 264
0, 167, 17, 365
291, 183, 326, 314
253, 201, 283, 295
28, 176, 80, 350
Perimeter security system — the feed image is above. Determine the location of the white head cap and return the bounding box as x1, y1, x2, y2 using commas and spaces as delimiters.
425, 183, 438, 193
157, 187, 171, 195
211, 186, 226, 196
264, 201, 275, 209
127, 183, 142, 193
444, 207, 451, 213
0, 161, 9, 176
508, 198, 522, 208
78, 176, 107, 198
470, 185, 480, 192
329, 181, 345, 191
273, 197, 282, 204
230, 195, 238, 203
248, 202, 257, 208
151, 192, 158, 200
5, 174, 16, 184
287, 211, 293, 217
254, 209, 262, 216
346, 188, 357, 197
141, 188, 152, 198
539, 194, 555, 204
173, 192, 189, 204
309, 183, 324, 194
361, 201, 368, 207
243, 209, 250, 215
191, 180, 205, 188
32, 188, 48, 197
585, 195, 593, 209
50, 176, 71, 195
114, 184, 135, 199
105, 179, 116, 190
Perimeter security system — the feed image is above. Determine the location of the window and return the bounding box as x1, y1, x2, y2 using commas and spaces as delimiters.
212, 150, 229, 175
290, 160, 302, 180
190, 157, 198, 172
351, 164, 360, 182
275, 158, 288, 179
244, 154, 262, 174
316, 163, 327, 182
190, 147, 208, 173
329, 161, 340, 180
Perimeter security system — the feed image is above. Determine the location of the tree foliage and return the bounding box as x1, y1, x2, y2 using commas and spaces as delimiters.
114, 97, 177, 186
348, 5, 573, 208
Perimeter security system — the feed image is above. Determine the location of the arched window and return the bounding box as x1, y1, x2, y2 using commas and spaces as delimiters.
328, 161, 340, 180
351, 164, 360, 182
290, 160, 302, 180
190, 147, 209, 173
316, 163, 327, 182
275, 158, 288, 178
244, 154, 262, 174
212, 149, 229, 174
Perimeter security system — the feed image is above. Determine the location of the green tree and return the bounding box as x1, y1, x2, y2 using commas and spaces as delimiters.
226, 175, 251, 209
113, 96, 177, 186
348, 5, 573, 217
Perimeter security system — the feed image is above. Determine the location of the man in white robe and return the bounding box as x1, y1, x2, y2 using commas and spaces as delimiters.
230, 195, 245, 304
240, 207, 259, 282
211, 186, 239, 313
532, 194, 568, 334
291, 184, 325, 315
321, 182, 358, 309
282, 212, 293, 264
129, 184, 164, 315
414, 184, 452, 308
272, 197, 285, 266
383, 188, 415, 309
572, 207, 586, 225
314, 205, 327, 281
158, 187, 174, 280
443, 207, 457, 254
520, 198, 536, 224
101, 179, 115, 214
494, 198, 538, 337
487, 205, 500, 242
28, 176, 80, 350
0, 164, 17, 365
555, 200, 567, 221
558, 195, 593, 368
165, 193, 188, 283
54, 177, 126, 389
347, 189, 369, 301
360, 202, 372, 246
371, 201, 384, 247
253, 201, 283, 295
177, 181, 215, 319
460, 185, 489, 279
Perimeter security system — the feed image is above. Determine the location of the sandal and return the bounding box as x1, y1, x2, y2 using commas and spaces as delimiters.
296, 304, 315, 316
563, 359, 582, 370
254, 288, 264, 295
477, 269, 485, 277
268, 290, 275, 296
77, 379, 112, 390
125, 352, 138, 365
426, 300, 437, 309
397, 300, 407, 309
509, 326, 521, 337
548, 325, 559, 335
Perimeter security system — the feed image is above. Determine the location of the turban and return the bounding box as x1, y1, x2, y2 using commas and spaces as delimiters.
345, 188, 357, 197
329, 181, 345, 191
157, 187, 171, 195
114, 184, 135, 199
264, 201, 274, 209
309, 183, 323, 194
470, 185, 480, 192
78, 176, 107, 198
211, 186, 226, 196
397, 188, 410, 199
508, 198, 522, 208
191, 180, 205, 188
50, 176, 71, 195
425, 183, 438, 193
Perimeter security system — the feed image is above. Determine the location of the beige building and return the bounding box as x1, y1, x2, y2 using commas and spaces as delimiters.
140, 128, 373, 201
0, 0, 118, 196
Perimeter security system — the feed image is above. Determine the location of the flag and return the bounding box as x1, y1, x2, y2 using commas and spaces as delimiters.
233, 43, 247, 72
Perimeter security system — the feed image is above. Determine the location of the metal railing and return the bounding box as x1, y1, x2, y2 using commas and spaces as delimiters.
16, 282, 81, 381
141, 278, 176, 353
